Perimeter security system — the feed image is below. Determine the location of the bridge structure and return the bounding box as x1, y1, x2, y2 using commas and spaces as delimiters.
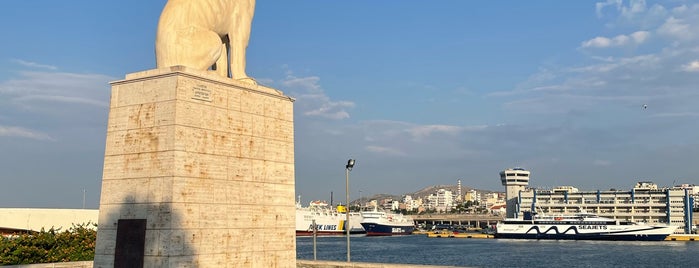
411, 214, 504, 229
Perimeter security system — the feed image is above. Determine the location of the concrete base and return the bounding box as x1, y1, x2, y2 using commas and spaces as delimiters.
94, 66, 296, 267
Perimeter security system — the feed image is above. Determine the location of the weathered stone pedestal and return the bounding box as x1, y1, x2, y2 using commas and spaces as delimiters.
94, 66, 296, 267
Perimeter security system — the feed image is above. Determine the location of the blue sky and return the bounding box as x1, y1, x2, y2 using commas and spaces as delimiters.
1, 0, 698, 208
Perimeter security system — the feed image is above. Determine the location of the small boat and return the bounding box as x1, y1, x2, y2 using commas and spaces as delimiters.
495, 211, 677, 241
295, 200, 364, 236
360, 205, 415, 236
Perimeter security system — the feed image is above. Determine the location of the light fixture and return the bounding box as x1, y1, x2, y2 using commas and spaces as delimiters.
346, 159, 355, 170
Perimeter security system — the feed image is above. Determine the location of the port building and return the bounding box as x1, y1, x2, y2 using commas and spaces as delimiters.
501, 168, 697, 234
0, 208, 98, 236
500, 168, 530, 218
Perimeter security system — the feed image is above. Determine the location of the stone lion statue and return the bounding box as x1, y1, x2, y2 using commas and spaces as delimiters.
155, 0, 256, 84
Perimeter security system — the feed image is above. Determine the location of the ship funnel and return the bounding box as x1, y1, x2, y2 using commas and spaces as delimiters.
337, 205, 347, 213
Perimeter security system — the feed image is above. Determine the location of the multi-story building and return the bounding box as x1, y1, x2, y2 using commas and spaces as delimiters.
402, 195, 422, 212
482, 192, 505, 208
502, 168, 697, 234
464, 189, 480, 203
427, 188, 454, 212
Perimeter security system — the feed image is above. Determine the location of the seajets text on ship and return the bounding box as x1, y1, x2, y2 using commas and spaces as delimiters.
578, 225, 608, 230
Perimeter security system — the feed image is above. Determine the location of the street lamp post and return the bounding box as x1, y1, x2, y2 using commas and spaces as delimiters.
345, 158, 355, 262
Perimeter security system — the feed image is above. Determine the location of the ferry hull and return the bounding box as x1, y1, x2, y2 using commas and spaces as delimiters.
361, 223, 415, 236
495, 224, 676, 241
296, 229, 366, 236
495, 233, 669, 241
296, 202, 365, 236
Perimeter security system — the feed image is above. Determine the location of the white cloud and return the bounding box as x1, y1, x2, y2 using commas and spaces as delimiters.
620, 0, 647, 20
630, 31, 651, 43
651, 112, 699, 118
356, 120, 491, 159
681, 60, 699, 72
0, 71, 112, 96
303, 100, 354, 120
593, 159, 612, 166
282, 75, 321, 92
15, 95, 108, 107
0, 71, 112, 118
0, 70, 112, 141
582, 36, 612, 48
365, 145, 405, 156
596, 0, 622, 18
12, 59, 57, 70
487, 68, 562, 97
409, 124, 464, 140
0, 125, 53, 141
657, 16, 693, 40
281, 74, 355, 120
580, 31, 650, 48
595, 0, 651, 20
570, 54, 659, 73
595, 0, 669, 30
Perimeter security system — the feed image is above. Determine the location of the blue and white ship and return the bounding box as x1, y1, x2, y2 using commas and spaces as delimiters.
495, 211, 676, 241
360, 206, 415, 236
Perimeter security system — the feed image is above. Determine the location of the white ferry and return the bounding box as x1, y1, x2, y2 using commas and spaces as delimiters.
495, 211, 676, 241
360, 205, 415, 236
295, 200, 364, 236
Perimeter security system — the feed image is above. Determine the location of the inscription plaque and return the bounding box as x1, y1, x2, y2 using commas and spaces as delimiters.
192, 84, 212, 102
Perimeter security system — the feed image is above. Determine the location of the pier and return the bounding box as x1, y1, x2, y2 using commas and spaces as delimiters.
666, 234, 699, 241
411, 214, 503, 228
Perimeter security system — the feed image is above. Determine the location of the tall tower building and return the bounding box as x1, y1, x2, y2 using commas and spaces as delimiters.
500, 168, 530, 218
457, 179, 462, 201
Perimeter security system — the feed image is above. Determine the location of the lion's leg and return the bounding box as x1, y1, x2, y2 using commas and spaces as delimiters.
229, 31, 253, 83
156, 26, 222, 70
228, 0, 256, 84
214, 43, 228, 77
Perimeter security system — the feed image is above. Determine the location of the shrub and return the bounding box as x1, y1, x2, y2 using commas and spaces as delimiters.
0, 223, 96, 265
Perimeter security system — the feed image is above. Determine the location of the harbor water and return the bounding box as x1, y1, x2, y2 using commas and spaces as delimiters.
297, 235, 699, 268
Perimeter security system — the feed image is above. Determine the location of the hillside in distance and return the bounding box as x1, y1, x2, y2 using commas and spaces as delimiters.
357, 184, 500, 204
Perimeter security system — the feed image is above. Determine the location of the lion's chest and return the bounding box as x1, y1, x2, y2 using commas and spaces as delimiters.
177, 1, 237, 34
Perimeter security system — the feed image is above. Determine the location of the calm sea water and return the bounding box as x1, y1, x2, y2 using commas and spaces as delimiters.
297, 235, 699, 268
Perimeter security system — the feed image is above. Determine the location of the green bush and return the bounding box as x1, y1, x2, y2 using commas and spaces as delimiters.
0, 223, 96, 265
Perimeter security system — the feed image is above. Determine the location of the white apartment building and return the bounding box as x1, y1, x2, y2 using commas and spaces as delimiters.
464, 189, 480, 203
391, 200, 400, 211
402, 195, 422, 211
483, 192, 504, 208
427, 188, 454, 212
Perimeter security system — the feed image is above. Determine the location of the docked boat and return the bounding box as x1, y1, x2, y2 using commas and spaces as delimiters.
495, 211, 677, 241
296, 200, 364, 236
360, 206, 415, 236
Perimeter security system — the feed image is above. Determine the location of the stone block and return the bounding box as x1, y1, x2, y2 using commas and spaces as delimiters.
240, 90, 264, 116
227, 157, 253, 181
171, 151, 228, 180
94, 229, 116, 254
93, 255, 114, 268
142, 256, 169, 268
175, 126, 234, 156
96, 67, 295, 267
